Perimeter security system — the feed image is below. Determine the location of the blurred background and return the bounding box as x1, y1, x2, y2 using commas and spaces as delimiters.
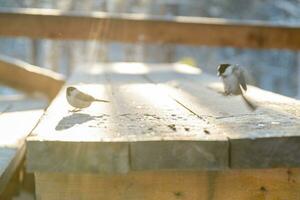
0, 0, 300, 98
1, 1, 300, 199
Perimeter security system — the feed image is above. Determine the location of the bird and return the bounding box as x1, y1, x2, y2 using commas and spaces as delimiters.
217, 64, 256, 110
66, 86, 109, 112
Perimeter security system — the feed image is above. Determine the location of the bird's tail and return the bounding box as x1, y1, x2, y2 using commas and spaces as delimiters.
241, 93, 257, 111
94, 99, 110, 103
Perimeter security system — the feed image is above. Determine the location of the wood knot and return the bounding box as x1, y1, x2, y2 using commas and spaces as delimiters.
173, 191, 183, 198
260, 186, 267, 192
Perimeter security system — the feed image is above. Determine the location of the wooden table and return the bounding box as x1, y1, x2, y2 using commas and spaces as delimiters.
27, 63, 300, 200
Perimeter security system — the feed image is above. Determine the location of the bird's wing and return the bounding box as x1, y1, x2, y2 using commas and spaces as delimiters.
234, 66, 247, 91
76, 90, 95, 101
239, 70, 247, 91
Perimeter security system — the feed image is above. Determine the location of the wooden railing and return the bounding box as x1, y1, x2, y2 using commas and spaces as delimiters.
0, 8, 300, 49
1, 8, 300, 100
0, 55, 65, 100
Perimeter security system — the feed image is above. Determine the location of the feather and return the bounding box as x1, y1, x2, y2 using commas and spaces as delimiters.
233, 65, 247, 91
94, 99, 110, 103
75, 89, 95, 102
241, 94, 256, 110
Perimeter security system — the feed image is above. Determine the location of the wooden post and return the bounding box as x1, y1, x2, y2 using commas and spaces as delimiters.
297, 52, 300, 99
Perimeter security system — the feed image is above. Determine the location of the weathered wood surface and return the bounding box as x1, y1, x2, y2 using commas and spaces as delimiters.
27, 63, 300, 173
27, 63, 228, 173
145, 64, 300, 168
1, 8, 300, 49
0, 97, 44, 197
0, 55, 65, 100
35, 168, 300, 200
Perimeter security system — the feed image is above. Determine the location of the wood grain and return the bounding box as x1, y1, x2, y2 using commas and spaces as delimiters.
1, 8, 300, 49
144, 63, 300, 168
35, 168, 300, 200
27, 62, 300, 173
26, 63, 300, 199
105, 65, 227, 170
0, 55, 65, 100
27, 63, 228, 173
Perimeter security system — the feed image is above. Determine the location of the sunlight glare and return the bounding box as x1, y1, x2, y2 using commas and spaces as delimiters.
111, 63, 150, 74
0, 110, 42, 147
87, 64, 104, 74
174, 63, 202, 74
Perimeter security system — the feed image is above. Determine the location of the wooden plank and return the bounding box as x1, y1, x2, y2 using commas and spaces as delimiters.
0, 158, 23, 200
131, 141, 226, 170
105, 65, 227, 170
1, 8, 300, 49
27, 69, 131, 174
26, 63, 228, 173
27, 141, 130, 174
27, 62, 300, 172
34, 168, 300, 200
0, 99, 44, 196
144, 63, 300, 168
0, 55, 65, 100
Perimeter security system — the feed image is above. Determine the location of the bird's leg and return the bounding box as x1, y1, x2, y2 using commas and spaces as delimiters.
69, 108, 82, 113
217, 90, 230, 96
216, 91, 228, 95
223, 91, 230, 96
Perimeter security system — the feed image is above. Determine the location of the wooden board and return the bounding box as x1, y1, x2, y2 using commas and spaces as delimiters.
0, 55, 65, 100
27, 62, 300, 173
0, 98, 44, 196
27, 63, 228, 173
34, 168, 300, 200
143, 63, 300, 168
1, 8, 300, 49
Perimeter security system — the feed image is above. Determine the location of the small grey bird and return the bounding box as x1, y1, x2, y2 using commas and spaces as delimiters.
66, 86, 109, 111
217, 64, 256, 110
